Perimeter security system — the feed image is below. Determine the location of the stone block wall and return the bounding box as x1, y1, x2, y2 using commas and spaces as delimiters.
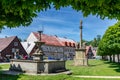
9, 59, 66, 74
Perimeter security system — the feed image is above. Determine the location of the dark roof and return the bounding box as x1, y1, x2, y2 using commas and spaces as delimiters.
0, 36, 16, 51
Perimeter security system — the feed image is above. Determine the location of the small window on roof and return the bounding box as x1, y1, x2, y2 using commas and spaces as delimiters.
73, 43, 75, 47
14, 42, 18, 46
65, 42, 68, 46
69, 42, 71, 47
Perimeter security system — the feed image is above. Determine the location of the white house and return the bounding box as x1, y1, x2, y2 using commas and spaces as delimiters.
22, 32, 76, 60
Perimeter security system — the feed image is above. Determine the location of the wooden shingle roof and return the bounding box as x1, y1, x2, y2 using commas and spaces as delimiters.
0, 36, 16, 51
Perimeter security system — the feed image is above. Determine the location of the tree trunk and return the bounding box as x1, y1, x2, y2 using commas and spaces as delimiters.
102, 56, 106, 60
112, 54, 115, 62
102, 56, 104, 60
117, 54, 120, 63
109, 55, 112, 62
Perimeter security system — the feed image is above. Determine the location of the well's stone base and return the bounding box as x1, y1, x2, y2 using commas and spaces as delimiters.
9, 59, 66, 74
74, 48, 88, 66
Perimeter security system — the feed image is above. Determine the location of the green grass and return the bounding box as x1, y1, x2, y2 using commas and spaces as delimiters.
0, 74, 120, 80
67, 59, 120, 76
0, 60, 120, 80
0, 64, 10, 70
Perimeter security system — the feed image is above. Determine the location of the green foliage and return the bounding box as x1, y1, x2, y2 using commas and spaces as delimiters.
91, 38, 98, 47
86, 35, 101, 47
0, 0, 120, 28
98, 21, 120, 56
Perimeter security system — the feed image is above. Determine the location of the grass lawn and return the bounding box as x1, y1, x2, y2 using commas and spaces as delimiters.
0, 60, 120, 80
1, 74, 118, 80
67, 59, 120, 76
0, 64, 10, 70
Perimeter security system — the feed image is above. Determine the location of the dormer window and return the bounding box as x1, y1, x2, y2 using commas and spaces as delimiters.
69, 42, 71, 47
65, 42, 68, 46
73, 43, 75, 47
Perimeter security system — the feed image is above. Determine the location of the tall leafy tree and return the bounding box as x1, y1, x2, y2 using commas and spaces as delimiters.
88, 35, 101, 47
91, 38, 97, 47
96, 35, 101, 46
0, 0, 120, 28
98, 21, 120, 62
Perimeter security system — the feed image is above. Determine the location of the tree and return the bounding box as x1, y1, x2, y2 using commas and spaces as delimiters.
18, 37, 22, 42
97, 21, 120, 62
96, 35, 101, 46
0, 0, 120, 28
91, 38, 97, 47
88, 35, 101, 47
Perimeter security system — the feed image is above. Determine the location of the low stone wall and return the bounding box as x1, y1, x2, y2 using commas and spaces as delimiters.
9, 59, 66, 74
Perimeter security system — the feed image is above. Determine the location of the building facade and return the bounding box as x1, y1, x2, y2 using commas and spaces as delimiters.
86, 46, 94, 59
22, 32, 76, 60
0, 36, 27, 62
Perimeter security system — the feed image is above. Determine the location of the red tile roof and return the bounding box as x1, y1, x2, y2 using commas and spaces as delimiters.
57, 37, 76, 47
32, 32, 64, 46
0, 36, 16, 51
32, 32, 76, 47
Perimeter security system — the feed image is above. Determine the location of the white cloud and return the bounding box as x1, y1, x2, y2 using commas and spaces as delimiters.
0, 7, 118, 41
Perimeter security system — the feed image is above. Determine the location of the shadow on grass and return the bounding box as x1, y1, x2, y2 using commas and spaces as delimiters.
104, 61, 120, 72
0, 73, 21, 80
0, 66, 21, 80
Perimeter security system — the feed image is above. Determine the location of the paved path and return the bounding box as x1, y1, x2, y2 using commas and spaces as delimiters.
74, 75, 120, 79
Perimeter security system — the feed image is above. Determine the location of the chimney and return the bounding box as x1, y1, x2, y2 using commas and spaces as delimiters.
55, 35, 57, 37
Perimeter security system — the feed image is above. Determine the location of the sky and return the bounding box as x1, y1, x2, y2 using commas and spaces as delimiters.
0, 7, 117, 42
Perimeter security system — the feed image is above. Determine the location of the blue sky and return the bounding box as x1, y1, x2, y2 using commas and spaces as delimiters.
0, 7, 117, 42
